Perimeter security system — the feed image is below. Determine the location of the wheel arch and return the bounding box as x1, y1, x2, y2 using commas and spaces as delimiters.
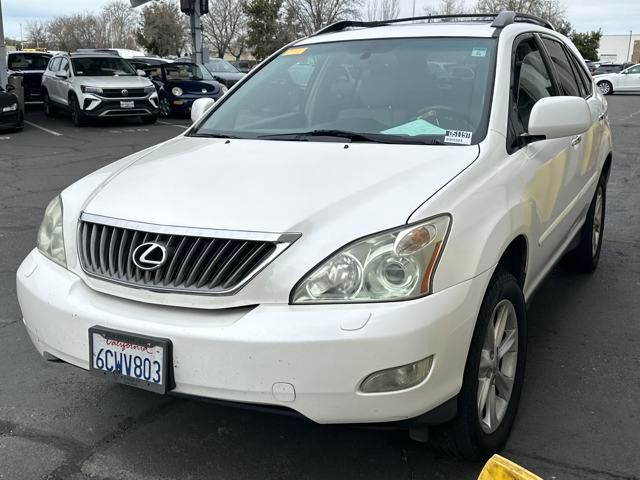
495, 235, 529, 288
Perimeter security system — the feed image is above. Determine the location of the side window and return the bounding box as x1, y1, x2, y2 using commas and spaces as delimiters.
50, 58, 62, 72
541, 38, 581, 97
625, 65, 640, 74
567, 51, 593, 97
510, 37, 557, 142
60, 59, 70, 75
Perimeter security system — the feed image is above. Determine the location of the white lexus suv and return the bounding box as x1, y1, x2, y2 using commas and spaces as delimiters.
18, 11, 612, 460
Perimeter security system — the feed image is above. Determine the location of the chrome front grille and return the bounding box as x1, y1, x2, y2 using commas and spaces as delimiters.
77, 214, 299, 295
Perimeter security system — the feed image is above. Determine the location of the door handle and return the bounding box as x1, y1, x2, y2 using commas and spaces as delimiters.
571, 135, 582, 147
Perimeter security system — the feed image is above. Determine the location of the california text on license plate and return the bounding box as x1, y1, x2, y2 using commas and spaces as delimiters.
120, 100, 135, 109
89, 327, 172, 394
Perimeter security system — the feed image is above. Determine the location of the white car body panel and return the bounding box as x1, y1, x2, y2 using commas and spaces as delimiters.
18, 21, 614, 424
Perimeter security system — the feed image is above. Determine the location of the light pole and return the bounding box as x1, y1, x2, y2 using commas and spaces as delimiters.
0, 0, 8, 89
627, 30, 633, 62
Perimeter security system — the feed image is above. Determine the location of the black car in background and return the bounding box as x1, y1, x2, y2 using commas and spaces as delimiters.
7, 52, 52, 101
203, 58, 245, 88
0, 84, 24, 132
144, 62, 226, 117
592, 63, 634, 76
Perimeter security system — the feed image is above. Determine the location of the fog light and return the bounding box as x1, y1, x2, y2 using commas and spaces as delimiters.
360, 356, 433, 393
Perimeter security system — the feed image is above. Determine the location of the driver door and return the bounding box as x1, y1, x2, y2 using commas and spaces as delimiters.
617, 65, 640, 91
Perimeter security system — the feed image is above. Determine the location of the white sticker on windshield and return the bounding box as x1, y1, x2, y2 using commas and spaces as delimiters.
471, 47, 487, 57
444, 130, 473, 145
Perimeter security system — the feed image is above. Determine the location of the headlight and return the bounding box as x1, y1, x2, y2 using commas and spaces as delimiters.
81, 86, 103, 94
171, 87, 183, 96
36, 196, 66, 267
291, 215, 451, 303
2, 103, 18, 113
144, 85, 156, 94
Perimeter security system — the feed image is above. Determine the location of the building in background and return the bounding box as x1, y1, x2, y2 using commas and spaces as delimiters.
599, 33, 640, 63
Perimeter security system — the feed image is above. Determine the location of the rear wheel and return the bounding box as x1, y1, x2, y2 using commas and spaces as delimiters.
70, 95, 86, 127
43, 91, 55, 117
562, 174, 607, 272
598, 81, 613, 95
429, 271, 527, 461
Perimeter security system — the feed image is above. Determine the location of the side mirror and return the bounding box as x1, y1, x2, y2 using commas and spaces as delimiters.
528, 96, 591, 141
56, 72, 68, 79
5, 84, 15, 92
191, 97, 215, 123
137, 69, 147, 77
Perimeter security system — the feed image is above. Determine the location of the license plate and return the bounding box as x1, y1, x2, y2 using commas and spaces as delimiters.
120, 100, 135, 109
89, 327, 172, 394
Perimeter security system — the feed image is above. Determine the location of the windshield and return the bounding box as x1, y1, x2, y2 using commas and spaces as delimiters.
165, 63, 214, 81
193, 38, 496, 144
206, 59, 240, 73
8, 53, 51, 70
71, 57, 136, 76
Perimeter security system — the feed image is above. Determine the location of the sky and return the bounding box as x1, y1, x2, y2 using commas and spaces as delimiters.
2, 0, 640, 40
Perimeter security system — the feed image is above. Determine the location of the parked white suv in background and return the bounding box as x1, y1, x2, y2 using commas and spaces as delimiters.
41, 52, 159, 126
18, 11, 612, 460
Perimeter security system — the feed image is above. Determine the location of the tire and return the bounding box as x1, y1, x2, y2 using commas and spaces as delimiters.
562, 174, 607, 273
598, 81, 613, 95
429, 270, 527, 461
69, 95, 87, 127
159, 96, 172, 118
141, 114, 158, 125
13, 111, 24, 132
43, 91, 55, 117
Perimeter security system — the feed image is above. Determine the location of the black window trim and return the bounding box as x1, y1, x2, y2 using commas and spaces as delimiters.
537, 33, 593, 100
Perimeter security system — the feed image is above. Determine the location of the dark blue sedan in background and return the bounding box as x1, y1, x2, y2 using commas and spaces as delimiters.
144, 62, 227, 117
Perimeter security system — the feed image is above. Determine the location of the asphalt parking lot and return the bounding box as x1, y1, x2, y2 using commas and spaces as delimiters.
0, 98, 639, 480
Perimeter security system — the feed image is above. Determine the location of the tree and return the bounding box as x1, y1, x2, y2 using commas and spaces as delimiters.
432, 0, 466, 15
367, 0, 400, 21
25, 21, 48, 49
288, 0, 363, 36
203, 0, 247, 58
243, 0, 287, 61
475, 0, 570, 31
137, 0, 188, 56
46, 14, 106, 51
570, 30, 602, 61
101, 0, 140, 49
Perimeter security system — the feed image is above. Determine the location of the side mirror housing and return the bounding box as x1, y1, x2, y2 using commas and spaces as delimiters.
528, 96, 592, 141
191, 97, 215, 124
137, 69, 147, 77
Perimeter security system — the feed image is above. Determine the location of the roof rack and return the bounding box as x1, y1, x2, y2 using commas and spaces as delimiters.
312, 10, 554, 36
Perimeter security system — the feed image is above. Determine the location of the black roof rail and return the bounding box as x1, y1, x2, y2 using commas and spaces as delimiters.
312, 10, 554, 36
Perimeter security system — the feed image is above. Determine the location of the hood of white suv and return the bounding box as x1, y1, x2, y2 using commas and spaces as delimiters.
75, 76, 153, 89
83, 136, 479, 234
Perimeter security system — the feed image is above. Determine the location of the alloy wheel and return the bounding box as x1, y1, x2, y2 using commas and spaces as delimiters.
160, 97, 170, 117
592, 186, 604, 257
477, 299, 519, 434
598, 82, 611, 95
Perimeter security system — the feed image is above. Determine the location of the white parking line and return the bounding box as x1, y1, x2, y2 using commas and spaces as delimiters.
158, 121, 189, 129
25, 121, 63, 137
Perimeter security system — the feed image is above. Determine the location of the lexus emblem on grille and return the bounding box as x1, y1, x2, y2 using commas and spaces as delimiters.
121, 89, 129, 97
132, 242, 167, 271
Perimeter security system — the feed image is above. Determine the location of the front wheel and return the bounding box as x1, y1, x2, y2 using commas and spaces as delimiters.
598, 81, 613, 95
43, 91, 55, 117
69, 95, 86, 127
429, 271, 527, 461
159, 96, 172, 118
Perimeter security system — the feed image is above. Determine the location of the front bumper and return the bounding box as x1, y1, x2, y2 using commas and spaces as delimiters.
17, 249, 490, 424
82, 94, 158, 118
0, 110, 22, 130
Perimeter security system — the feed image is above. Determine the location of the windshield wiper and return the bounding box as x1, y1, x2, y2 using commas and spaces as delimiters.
192, 132, 242, 139
258, 129, 444, 144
